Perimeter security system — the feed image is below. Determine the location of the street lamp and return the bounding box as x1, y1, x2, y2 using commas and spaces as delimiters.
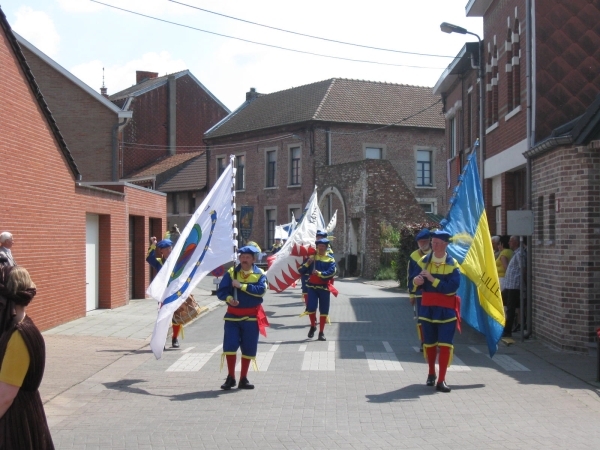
440, 22, 485, 190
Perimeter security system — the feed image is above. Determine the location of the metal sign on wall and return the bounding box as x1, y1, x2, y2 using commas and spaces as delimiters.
507, 210, 534, 236
239, 206, 254, 241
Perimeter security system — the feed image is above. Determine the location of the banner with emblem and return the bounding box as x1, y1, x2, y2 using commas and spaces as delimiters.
147, 156, 236, 359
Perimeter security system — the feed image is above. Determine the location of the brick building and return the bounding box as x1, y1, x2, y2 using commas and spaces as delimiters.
436, 0, 600, 352
0, 8, 166, 330
109, 69, 229, 178
124, 151, 208, 234
204, 79, 446, 278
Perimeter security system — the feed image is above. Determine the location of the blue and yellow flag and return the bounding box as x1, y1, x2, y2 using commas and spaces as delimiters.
441, 149, 505, 357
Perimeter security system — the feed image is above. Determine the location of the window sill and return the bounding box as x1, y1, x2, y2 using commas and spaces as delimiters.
505, 105, 521, 122
485, 122, 499, 134
287, 184, 301, 189
264, 186, 278, 190
415, 185, 436, 190
235, 189, 246, 193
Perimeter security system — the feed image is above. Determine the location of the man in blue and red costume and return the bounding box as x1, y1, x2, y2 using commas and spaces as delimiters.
407, 228, 431, 352
409, 230, 461, 393
299, 238, 337, 341
217, 245, 269, 390
146, 236, 182, 348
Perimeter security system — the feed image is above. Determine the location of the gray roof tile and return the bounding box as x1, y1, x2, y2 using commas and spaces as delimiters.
205, 78, 443, 139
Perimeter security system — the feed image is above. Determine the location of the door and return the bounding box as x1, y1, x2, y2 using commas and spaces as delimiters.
86, 214, 99, 311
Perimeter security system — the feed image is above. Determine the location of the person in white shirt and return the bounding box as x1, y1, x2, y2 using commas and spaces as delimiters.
0, 233, 16, 267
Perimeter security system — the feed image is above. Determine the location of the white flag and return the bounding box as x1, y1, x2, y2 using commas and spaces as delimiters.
147, 157, 236, 359
267, 187, 322, 292
326, 210, 337, 234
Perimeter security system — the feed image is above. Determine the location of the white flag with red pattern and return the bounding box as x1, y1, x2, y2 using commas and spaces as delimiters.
267, 187, 321, 292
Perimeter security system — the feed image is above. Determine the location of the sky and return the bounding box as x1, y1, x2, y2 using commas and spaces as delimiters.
2, 0, 483, 112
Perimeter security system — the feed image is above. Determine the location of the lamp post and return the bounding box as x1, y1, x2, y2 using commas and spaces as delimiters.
440, 22, 485, 190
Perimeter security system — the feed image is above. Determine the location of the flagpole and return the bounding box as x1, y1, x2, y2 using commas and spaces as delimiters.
230, 154, 239, 301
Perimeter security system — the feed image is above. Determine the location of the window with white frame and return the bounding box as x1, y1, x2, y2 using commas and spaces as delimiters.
266, 150, 276, 188
217, 157, 226, 178
235, 155, 245, 190
416, 150, 432, 187
420, 203, 434, 213
365, 147, 382, 159
449, 117, 457, 158
266, 209, 276, 249
289, 147, 301, 186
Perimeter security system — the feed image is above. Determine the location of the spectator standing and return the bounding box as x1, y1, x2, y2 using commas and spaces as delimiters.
502, 238, 525, 337
0, 232, 16, 267
495, 236, 514, 291
0, 266, 54, 449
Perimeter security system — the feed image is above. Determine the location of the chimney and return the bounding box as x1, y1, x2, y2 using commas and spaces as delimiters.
246, 87, 259, 102
100, 67, 108, 98
136, 70, 159, 84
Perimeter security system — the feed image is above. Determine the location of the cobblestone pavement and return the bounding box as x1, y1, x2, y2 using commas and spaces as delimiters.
42, 279, 600, 449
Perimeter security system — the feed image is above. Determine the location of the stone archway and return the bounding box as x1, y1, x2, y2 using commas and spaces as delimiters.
318, 186, 349, 275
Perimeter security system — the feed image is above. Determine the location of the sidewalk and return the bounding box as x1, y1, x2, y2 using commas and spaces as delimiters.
40, 276, 223, 405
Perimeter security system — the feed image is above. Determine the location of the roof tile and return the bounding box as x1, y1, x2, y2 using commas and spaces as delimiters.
205, 78, 443, 139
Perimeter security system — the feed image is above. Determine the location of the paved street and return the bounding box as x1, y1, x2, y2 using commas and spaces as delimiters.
41, 279, 600, 449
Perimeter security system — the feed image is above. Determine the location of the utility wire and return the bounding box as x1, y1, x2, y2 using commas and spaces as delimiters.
168, 0, 455, 59
91, 1, 445, 70
122, 133, 299, 150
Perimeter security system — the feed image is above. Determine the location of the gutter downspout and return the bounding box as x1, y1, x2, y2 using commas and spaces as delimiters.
112, 118, 127, 181
523, 0, 534, 340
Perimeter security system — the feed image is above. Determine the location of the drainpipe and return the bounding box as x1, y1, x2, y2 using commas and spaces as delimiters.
168, 74, 177, 156
112, 118, 127, 181
523, 0, 534, 340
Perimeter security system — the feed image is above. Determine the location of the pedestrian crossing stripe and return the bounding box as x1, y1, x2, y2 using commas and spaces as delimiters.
165, 342, 530, 372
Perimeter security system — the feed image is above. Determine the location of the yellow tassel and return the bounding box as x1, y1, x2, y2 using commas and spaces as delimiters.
252, 359, 259, 372
326, 315, 331, 324
220, 353, 225, 371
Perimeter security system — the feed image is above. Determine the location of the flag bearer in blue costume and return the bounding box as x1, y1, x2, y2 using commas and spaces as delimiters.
146, 237, 182, 348
409, 230, 461, 393
217, 245, 269, 390
299, 238, 337, 341
407, 229, 431, 352
300, 230, 329, 308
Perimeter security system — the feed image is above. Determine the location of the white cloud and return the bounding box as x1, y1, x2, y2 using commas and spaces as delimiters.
12, 7, 60, 57
70, 51, 188, 96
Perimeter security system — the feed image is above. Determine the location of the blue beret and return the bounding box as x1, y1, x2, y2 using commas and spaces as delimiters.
415, 229, 430, 241
316, 229, 328, 237
430, 230, 451, 242
315, 238, 330, 246
239, 245, 260, 255
156, 239, 173, 249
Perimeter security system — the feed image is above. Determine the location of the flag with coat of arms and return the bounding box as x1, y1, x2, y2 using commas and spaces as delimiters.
147, 156, 236, 359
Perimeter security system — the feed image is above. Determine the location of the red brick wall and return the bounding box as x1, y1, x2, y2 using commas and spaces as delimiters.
531, 141, 600, 352
122, 84, 170, 175
1, 27, 166, 330
21, 47, 117, 182
121, 74, 229, 177
482, 0, 528, 159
